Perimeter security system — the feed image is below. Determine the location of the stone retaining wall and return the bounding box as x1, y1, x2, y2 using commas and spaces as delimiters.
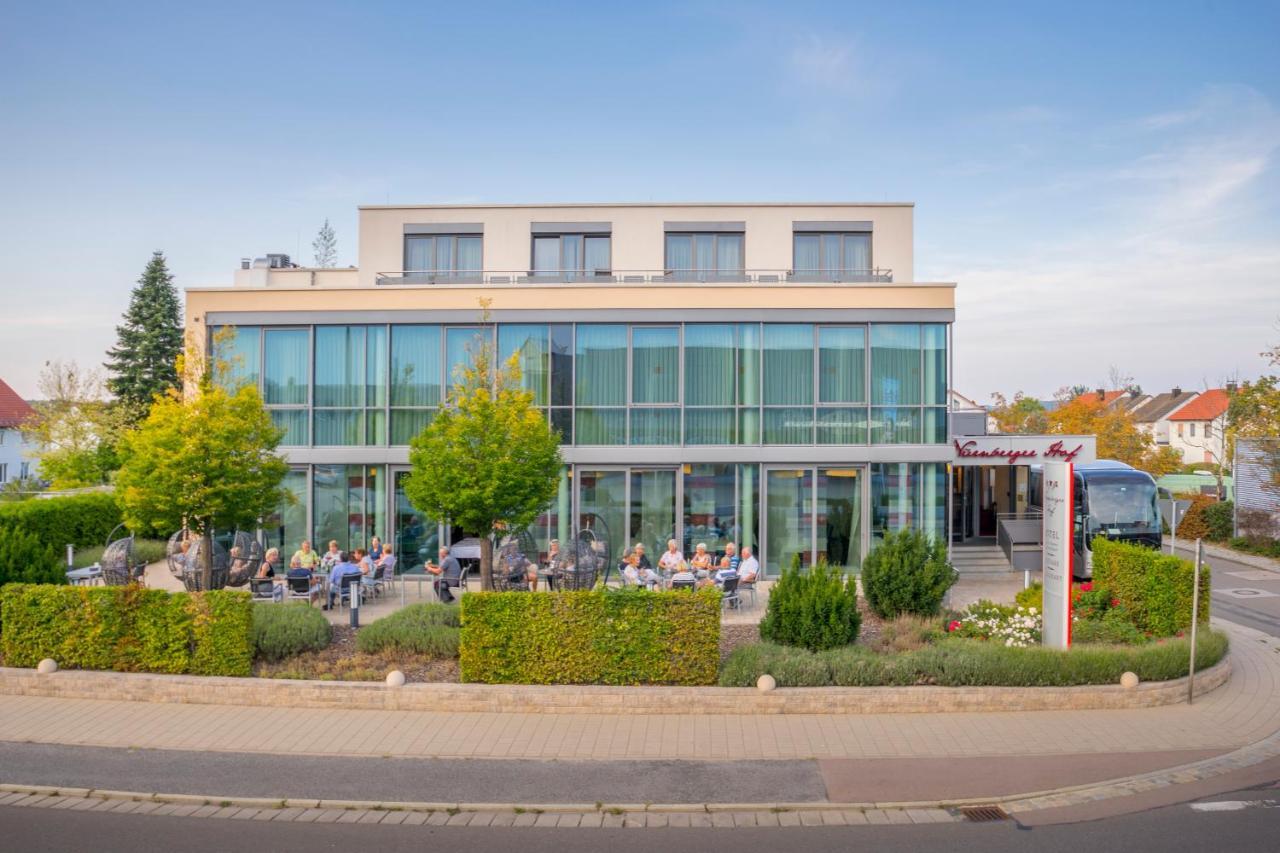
0, 658, 1230, 715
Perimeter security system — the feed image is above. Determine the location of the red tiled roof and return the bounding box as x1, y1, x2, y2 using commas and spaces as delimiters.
0, 378, 35, 428
1169, 389, 1230, 421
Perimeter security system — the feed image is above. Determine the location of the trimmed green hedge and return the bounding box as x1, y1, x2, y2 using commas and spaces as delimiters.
357, 603, 460, 657
0, 584, 253, 676
0, 493, 121, 550
720, 631, 1230, 687
252, 603, 332, 662
1092, 537, 1210, 636
460, 586, 721, 685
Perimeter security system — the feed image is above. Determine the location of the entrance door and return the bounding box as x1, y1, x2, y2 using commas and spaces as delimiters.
391, 468, 439, 573
764, 466, 865, 573
629, 468, 678, 562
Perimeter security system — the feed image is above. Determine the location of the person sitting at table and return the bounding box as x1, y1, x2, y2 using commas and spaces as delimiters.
365, 544, 395, 596
425, 545, 463, 603
618, 548, 641, 586
176, 539, 194, 574
320, 540, 341, 572
531, 538, 562, 591
502, 546, 531, 590
670, 561, 697, 588
324, 551, 363, 609
657, 539, 684, 578
632, 543, 661, 588
714, 542, 741, 584
258, 547, 281, 579
690, 543, 713, 579
369, 535, 383, 564
291, 540, 320, 571
738, 545, 759, 583
226, 546, 252, 587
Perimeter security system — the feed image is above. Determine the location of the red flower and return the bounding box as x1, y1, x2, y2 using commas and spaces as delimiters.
947, 620, 962, 632
1111, 598, 1120, 607
1080, 582, 1093, 592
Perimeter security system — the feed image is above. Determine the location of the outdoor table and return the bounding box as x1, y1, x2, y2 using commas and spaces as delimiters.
65, 564, 101, 586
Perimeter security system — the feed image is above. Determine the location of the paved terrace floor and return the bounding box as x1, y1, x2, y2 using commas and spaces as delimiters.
1, 621, 1276, 762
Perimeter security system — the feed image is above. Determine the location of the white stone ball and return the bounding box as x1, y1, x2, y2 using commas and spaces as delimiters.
1120, 671, 1139, 689
385, 669, 406, 688
757, 674, 776, 692
37, 658, 58, 674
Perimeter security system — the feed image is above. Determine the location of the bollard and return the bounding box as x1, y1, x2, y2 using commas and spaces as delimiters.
66, 544, 74, 569
350, 580, 360, 629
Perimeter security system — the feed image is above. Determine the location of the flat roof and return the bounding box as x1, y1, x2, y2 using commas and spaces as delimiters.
357, 201, 916, 211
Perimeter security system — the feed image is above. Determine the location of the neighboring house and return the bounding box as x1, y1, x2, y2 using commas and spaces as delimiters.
1167, 388, 1231, 466
1129, 388, 1200, 446
949, 391, 991, 434
0, 378, 37, 485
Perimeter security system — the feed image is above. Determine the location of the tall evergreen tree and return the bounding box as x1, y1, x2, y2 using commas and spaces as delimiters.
312, 218, 338, 267
105, 251, 183, 422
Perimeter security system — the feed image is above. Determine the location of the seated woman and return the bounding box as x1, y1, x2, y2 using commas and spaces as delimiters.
618, 548, 640, 586
529, 539, 562, 591
226, 545, 252, 587
689, 543, 714, 579
258, 548, 281, 578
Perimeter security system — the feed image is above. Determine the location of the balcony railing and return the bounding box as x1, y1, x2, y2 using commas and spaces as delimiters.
375, 268, 894, 286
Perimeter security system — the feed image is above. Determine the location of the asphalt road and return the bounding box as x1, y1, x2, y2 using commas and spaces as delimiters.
2, 785, 1279, 852
0, 742, 828, 804
1166, 544, 1280, 637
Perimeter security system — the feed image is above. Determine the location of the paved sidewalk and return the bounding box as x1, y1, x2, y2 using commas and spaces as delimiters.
1, 621, 1276, 762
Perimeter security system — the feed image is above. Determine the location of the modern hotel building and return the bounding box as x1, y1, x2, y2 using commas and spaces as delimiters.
187, 202, 1064, 574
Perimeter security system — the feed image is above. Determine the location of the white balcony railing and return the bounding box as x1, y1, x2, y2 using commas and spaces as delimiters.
374, 268, 894, 286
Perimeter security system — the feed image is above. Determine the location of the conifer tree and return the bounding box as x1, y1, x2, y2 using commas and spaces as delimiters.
105, 251, 183, 422
312, 219, 338, 267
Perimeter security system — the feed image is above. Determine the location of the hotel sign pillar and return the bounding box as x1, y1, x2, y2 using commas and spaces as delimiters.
1041, 462, 1073, 649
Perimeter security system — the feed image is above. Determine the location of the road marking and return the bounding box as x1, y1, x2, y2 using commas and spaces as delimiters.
1189, 800, 1280, 812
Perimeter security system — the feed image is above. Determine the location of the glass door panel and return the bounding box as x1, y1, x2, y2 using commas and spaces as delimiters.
578, 469, 626, 565
765, 468, 813, 572
393, 469, 439, 573
818, 467, 862, 571
630, 469, 676, 561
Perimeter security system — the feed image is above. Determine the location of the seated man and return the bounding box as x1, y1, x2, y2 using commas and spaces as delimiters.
669, 562, 697, 588
425, 545, 463, 603
738, 545, 760, 583
713, 542, 741, 585
279, 561, 320, 604
325, 551, 363, 609
632, 543, 661, 588
319, 540, 342, 572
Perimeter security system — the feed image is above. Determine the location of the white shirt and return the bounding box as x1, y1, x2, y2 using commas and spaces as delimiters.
739, 555, 760, 579
657, 549, 684, 571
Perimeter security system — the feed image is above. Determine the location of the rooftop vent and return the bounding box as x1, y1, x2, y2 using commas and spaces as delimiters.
1172, 386, 1182, 396
266, 253, 296, 269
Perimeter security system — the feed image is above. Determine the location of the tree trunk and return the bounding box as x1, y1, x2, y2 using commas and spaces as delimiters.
201, 530, 213, 592
479, 535, 494, 592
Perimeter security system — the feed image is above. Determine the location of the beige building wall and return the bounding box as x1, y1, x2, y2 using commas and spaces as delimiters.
356, 203, 914, 287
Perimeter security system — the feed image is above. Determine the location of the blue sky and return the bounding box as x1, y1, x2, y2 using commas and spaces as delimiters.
2, 0, 1278, 400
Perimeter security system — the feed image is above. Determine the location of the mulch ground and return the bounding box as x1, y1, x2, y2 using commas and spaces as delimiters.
253, 625, 460, 683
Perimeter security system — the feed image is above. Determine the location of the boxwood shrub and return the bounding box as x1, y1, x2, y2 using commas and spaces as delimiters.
719, 630, 1229, 688
460, 586, 721, 685
252, 603, 333, 662
356, 603, 459, 657
0, 584, 253, 676
0, 527, 65, 586
759, 557, 860, 651
860, 528, 957, 619
1091, 537, 1210, 636
0, 492, 121, 550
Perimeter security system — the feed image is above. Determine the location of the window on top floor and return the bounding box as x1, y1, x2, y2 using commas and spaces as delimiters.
403, 234, 482, 279
531, 234, 611, 280
792, 232, 872, 281
664, 232, 745, 281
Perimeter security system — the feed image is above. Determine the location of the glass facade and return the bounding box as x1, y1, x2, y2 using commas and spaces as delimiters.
213, 321, 946, 448
312, 464, 386, 554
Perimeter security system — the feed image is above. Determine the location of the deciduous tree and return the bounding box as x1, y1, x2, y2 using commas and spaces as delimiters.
1046, 393, 1181, 477
115, 339, 288, 589
402, 326, 563, 591
22, 361, 125, 488
989, 392, 1048, 435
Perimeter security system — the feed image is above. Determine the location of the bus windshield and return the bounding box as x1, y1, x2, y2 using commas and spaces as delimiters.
1084, 476, 1159, 533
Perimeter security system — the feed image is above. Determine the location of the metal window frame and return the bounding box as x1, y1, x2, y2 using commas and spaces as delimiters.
662, 231, 747, 279
403, 233, 485, 274
529, 232, 613, 277
792, 231, 875, 277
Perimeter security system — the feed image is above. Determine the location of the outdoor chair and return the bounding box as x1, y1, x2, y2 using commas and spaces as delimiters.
334, 572, 363, 611
249, 576, 276, 601
738, 568, 762, 609
100, 534, 135, 587
671, 578, 697, 591
285, 574, 315, 603
720, 575, 741, 610
558, 565, 597, 591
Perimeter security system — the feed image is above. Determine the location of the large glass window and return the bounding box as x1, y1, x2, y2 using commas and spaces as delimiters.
531, 234, 611, 280
394, 470, 440, 574
819, 326, 865, 403
818, 468, 862, 571
549, 324, 573, 442
630, 469, 676, 560
763, 324, 813, 444
664, 232, 745, 281
211, 326, 260, 391
631, 327, 678, 405
314, 326, 386, 446
263, 468, 308, 552
684, 324, 759, 445
871, 462, 946, 542
498, 324, 550, 406
445, 327, 487, 391
682, 463, 759, 560
578, 469, 626, 564
575, 325, 625, 443
263, 329, 309, 445
766, 469, 813, 571
313, 464, 386, 553
793, 232, 872, 280
403, 234, 482, 280
871, 324, 921, 406
390, 325, 441, 445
